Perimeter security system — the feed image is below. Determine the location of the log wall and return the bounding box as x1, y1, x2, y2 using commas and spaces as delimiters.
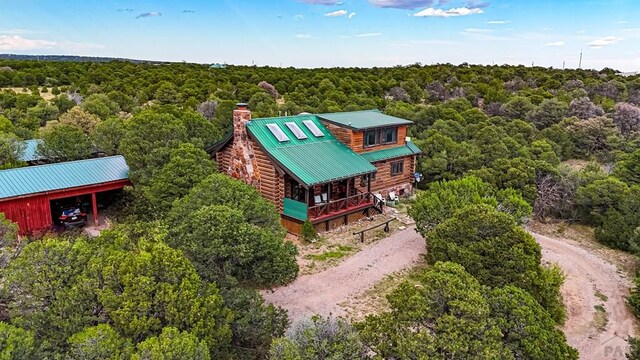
353, 126, 408, 154
356, 155, 415, 197
321, 121, 352, 147
253, 140, 284, 212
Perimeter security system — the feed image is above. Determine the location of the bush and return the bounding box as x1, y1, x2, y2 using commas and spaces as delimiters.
300, 220, 317, 243
425, 204, 564, 322
270, 316, 367, 360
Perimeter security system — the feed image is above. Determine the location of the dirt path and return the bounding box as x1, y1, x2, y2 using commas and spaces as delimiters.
532, 231, 637, 360
262, 226, 425, 323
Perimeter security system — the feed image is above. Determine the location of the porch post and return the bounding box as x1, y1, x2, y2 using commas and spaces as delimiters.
327, 183, 331, 202
346, 178, 351, 198
367, 175, 372, 193
91, 192, 98, 226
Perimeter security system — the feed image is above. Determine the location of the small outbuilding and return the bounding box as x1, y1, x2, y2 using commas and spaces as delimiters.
0, 156, 131, 235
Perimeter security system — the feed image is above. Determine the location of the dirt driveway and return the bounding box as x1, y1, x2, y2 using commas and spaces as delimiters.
263, 225, 636, 360
532, 232, 637, 360
262, 226, 425, 323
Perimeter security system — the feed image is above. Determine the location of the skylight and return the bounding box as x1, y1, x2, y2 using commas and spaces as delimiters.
267, 123, 290, 142
303, 120, 324, 137
285, 122, 308, 140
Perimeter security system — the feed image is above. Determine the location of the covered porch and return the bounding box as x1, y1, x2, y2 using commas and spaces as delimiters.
283, 174, 382, 224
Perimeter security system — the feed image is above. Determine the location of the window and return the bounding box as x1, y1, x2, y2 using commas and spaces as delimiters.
364, 127, 398, 148
303, 120, 324, 137
364, 130, 378, 147
285, 122, 307, 140
266, 123, 290, 142
382, 128, 397, 144
391, 161, 404, 176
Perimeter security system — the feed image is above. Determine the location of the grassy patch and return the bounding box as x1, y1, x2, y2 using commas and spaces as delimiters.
593, 304, 608, 331
595, 290, 609, 302
336, 245, 354, 252
304, 248, 352, 261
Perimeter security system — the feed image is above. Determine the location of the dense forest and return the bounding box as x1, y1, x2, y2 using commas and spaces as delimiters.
1, 59, 640, 359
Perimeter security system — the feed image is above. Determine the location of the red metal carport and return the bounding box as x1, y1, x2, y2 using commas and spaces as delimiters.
0, 156, 130, 235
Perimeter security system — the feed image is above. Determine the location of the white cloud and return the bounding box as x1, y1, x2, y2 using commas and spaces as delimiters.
587, 36, 623, 48
545, 40, 565, 47
464, 28, 492, 33
0, 35, 57, 50
621, 28, 640, 33
412, 7, 484, 17
295, 33, 312, 39
487, 20, 511, 24
369, 0, 435, 9
294, 14, 305, 20
325, 9, 348, 17
348, 12, 357, 19
354, 32, 382, 37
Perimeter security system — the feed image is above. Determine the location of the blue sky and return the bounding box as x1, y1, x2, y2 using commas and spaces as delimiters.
0, 0, 638, 71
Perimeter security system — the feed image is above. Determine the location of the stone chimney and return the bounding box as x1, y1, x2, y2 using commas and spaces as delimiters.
228, 103, 261, 188
233, 103, 251, 140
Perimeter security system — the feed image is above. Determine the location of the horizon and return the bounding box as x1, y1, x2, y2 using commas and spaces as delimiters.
0, 0, 638, 71
1, 54, 637, 74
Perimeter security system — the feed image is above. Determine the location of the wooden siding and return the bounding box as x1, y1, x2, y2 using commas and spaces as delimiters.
252, 139, 284, 212
353, 126, 408, 154
215, 144, 232, 172
282, 216, 302, 234
321, 121, 352, 147
282, 208, 369, 235
356, 154, 415, 197
0, 179, 131, 235
0, 195, 51, 235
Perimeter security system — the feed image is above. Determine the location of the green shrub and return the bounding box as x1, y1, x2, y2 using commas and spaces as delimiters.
300, 220, 317, 243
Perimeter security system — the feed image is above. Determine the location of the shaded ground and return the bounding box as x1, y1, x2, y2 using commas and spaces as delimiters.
262, 226, 425, 323
532, 230, 637, 360
83, 213, 111, 237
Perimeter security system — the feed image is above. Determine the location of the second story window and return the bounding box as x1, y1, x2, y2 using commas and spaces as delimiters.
364, 127, 398, 148
382, 128, 397, 144
365, 130, 378, 147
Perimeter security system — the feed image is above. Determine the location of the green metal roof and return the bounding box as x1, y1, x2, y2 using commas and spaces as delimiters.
247, 115, 376, 187
19, 139, 43, 162
317, 110, 413, 130
0, 156, 129, 200
359, 141, 422, 163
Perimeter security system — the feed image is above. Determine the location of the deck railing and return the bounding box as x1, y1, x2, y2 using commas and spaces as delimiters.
308, 192, 374, 219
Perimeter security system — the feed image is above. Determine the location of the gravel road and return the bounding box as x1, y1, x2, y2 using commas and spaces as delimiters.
263, 226, 636, 360
532, 231, 637, 360
262, 226, 425, 323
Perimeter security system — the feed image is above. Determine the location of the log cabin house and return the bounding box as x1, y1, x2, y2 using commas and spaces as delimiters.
207, 104, 421, 234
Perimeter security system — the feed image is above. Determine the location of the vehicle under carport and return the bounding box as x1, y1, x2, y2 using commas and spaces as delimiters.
0, 156, 131, 235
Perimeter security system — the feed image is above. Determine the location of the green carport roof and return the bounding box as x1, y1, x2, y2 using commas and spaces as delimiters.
360, 141, 422, 163
0, 156, 129, 200
247, 115, 376, 187
317, 109, 413, 130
